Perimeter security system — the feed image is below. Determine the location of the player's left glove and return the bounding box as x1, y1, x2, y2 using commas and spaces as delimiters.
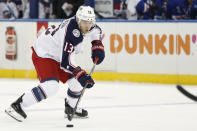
72, 66, 95, 88
91, 40, 105, 65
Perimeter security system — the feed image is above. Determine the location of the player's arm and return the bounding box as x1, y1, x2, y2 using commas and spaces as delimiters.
60, 41, 94, 88
60, 41, 76, 73
90, 25, 105, 65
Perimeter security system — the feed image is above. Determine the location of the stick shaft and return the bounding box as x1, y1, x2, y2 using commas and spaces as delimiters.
68, 62, 97, 121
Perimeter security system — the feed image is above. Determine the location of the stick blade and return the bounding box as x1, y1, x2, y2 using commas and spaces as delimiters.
176, 85, 197, 102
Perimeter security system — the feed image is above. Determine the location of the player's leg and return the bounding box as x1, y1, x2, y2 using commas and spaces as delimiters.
5, 80, 59, 122
60, 72, 88, 118
5, 49, 60, 122
66, 78, 88, 118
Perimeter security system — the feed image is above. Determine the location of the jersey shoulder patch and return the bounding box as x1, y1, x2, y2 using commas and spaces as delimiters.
72, 29, 80, 38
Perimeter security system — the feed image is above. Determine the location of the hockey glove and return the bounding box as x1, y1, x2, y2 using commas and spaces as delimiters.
91, 40, 105, 65
73, 66, 95, 88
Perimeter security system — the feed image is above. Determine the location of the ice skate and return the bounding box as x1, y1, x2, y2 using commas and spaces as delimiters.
5, 94, 27, 122
64, 99, 88, 119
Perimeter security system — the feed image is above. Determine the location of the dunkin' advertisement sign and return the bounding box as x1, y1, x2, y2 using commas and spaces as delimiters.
95, 22, 197, 74
110, 33, 193, 55
101, 22, 197, 57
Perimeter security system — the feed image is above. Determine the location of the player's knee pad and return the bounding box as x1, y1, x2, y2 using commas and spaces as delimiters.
67, 78, 83, 99
31, 80, 59, 102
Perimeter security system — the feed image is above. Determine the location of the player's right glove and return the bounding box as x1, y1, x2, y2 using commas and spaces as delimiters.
72, 66, 95, 88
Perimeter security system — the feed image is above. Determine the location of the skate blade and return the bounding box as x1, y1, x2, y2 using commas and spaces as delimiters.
5, 107, 24, 122
64, 114, 89, 119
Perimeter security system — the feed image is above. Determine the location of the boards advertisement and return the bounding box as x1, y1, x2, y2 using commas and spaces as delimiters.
0, 20, 197, 84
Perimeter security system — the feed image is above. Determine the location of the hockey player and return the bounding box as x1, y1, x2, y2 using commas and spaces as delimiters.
5, 5, 105, 122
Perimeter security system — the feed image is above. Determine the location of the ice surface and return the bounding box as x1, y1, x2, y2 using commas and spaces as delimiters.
0, 79, 197, 131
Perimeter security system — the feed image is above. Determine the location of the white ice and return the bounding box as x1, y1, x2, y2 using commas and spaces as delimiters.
0, 78, 197, 131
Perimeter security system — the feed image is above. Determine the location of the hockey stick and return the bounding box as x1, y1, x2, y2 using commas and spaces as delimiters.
68, 58, 98, 121
176, 85, 197, 102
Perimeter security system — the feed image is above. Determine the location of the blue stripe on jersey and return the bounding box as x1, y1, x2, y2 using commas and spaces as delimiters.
61, 49, 75, 72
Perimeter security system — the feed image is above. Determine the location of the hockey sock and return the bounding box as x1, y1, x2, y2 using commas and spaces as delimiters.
67, 88, 82, 108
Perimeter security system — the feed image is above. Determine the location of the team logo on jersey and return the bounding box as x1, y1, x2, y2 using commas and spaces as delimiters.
72, 29, 80, 37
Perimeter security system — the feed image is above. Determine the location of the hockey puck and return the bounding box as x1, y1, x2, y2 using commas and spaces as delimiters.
66, 124, 74, 127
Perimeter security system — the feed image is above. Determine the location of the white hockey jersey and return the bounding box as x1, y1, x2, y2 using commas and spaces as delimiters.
33, 17, 103, 74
